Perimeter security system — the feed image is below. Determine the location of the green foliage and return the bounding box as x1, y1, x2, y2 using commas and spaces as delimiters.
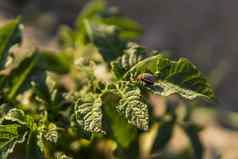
0, 124, 27, 159
111, 42, 146, 79
59, 0, 142, 62
0, 0, 216, 158
123, 55, 215, 100
114, 82, 149, 130
6, 53, 39, 101
101, 90, 138, 149
0, 109, 32, 159
74, 94, 105, 134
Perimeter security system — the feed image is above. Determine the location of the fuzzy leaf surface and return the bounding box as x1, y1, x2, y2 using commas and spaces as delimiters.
74, 94, 105, 134
115, 83, 149, 130
111, 43, 146, 79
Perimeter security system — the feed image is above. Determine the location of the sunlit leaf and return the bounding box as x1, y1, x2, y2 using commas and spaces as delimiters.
101, 91, 137, 148
43, 123, 58, 143
54, 152, 73, 159
111, 42, 146, 79
125, 55, 215, 100
0, 124, 27, 159
74, 94, 105, 134
115, 82, 149, 130
1, 108, 35, 130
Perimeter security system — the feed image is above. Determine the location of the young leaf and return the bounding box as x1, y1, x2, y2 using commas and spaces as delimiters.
111, 42, 146, 79
74, 94, 105, 134
125, 55, 215, 100
0, 124, 28, 159
0, 18, 22, 69
1, 108, 35, 130
35, 123, 58, 159
115, 82, 149, 130
43, 123, 58, 144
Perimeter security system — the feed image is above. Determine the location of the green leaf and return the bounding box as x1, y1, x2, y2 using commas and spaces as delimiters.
34, 121, 58, 159
125, 55, 215, 100
0, 17, 22, 69
111, 42, 146, 79
115, 82, 149, 130
65, 0, 143, 58
74, 94, 105, 134
58, 26, 74, 48
73, 0, 106, 47
2, 108, 26, 125
75, 0, 106, 29
84, 20, 126, 62
43, 123, 58, 144
102, 16, 143, 40
34, 123, 58, 159
38, 51, 72, 74
0, 124, 28, 159
76, 0, 142, 41
31, 72, 61, 106
6, 53, 39, 101
1, 108, 35, 130
101, 91, 137, 148
54, 152, 73, 159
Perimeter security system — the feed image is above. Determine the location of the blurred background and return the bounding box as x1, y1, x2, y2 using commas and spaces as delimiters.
0, 0, 238, 158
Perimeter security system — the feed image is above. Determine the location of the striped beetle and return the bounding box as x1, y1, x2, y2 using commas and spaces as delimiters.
136, 73, 155, 85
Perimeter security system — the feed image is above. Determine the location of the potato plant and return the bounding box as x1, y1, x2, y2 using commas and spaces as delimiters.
0, 0, 215, 159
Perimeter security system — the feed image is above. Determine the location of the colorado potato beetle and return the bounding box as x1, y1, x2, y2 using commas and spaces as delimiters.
136, 73, 155, 85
